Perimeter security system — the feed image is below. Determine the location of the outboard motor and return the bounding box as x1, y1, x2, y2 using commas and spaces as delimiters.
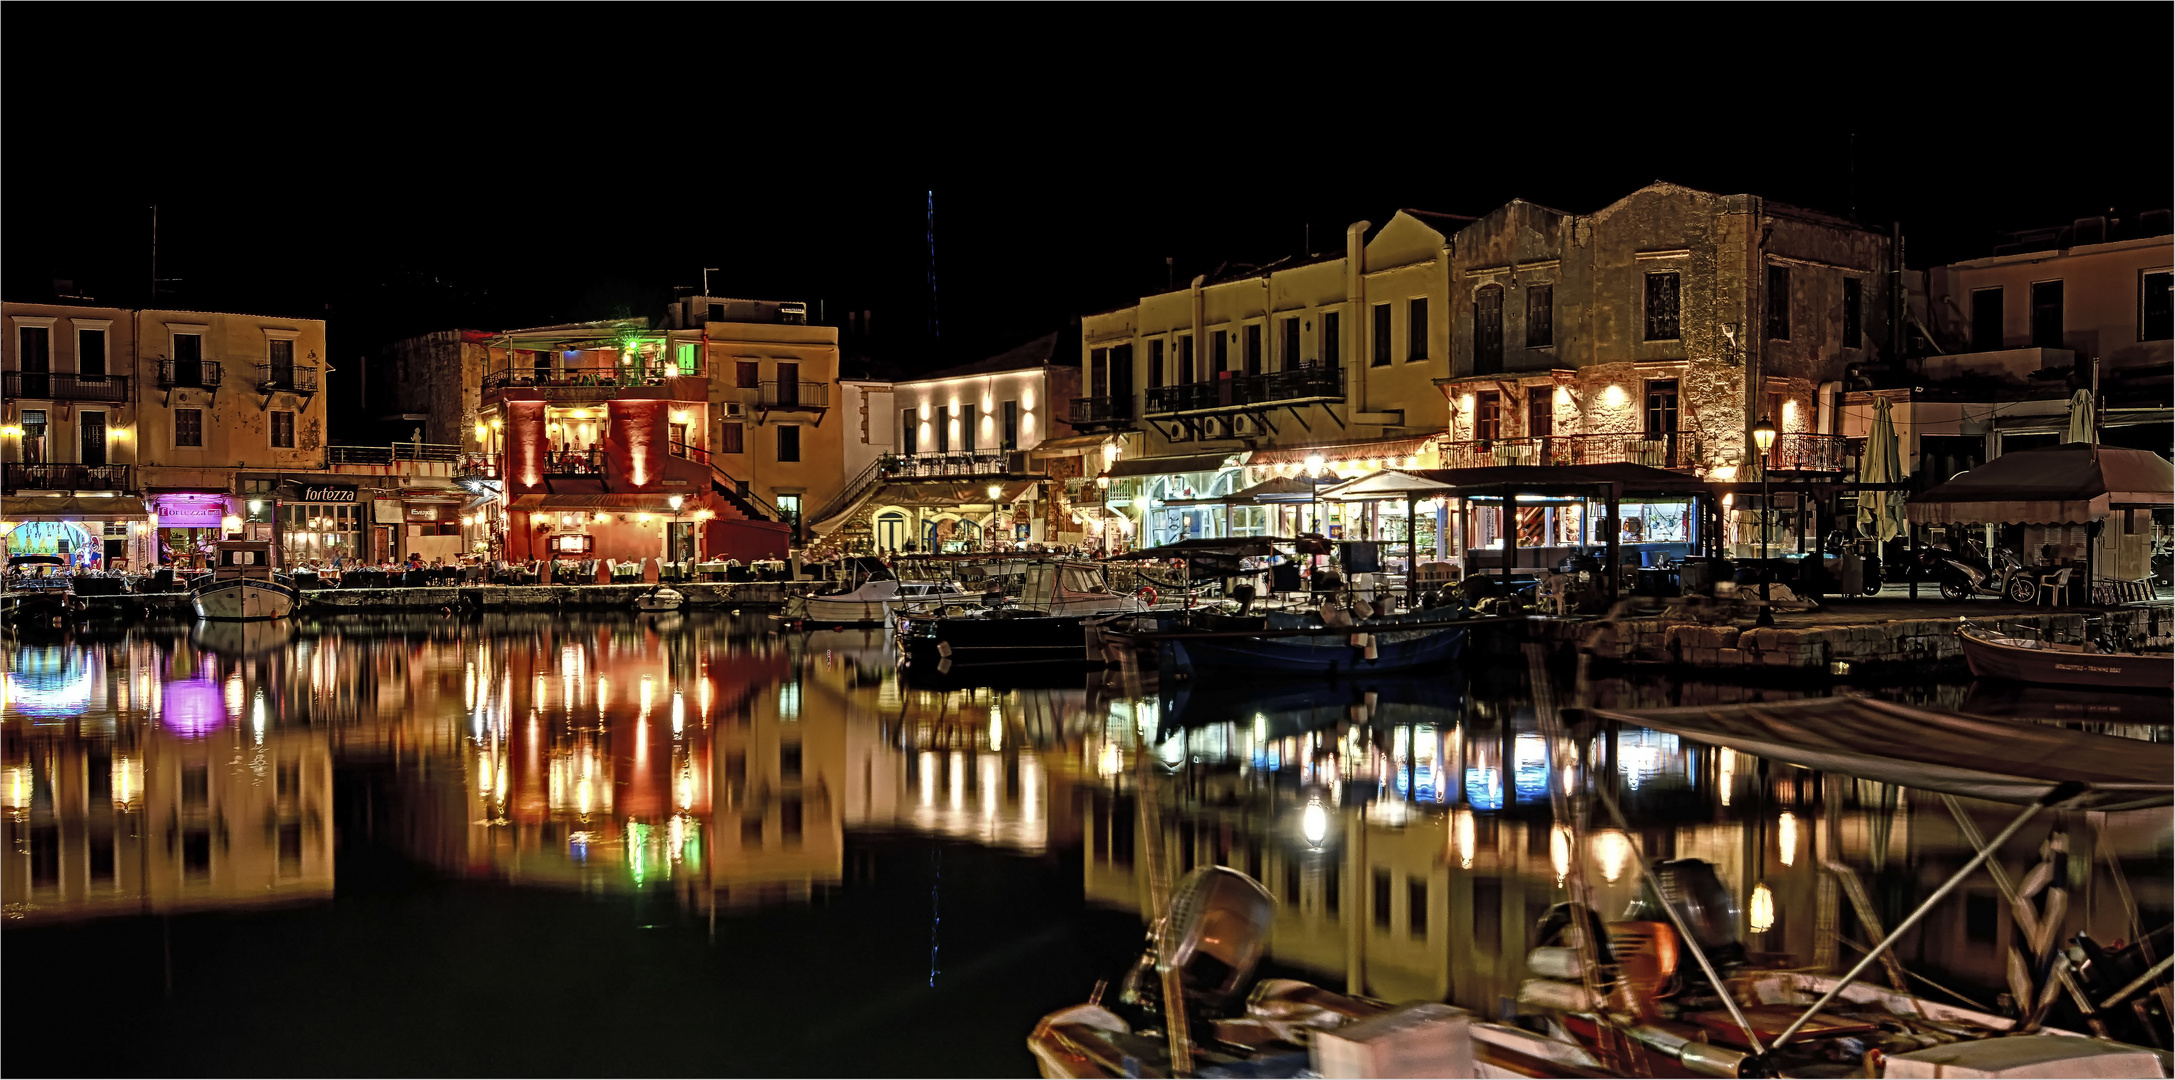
1116, 866, 1277, 1028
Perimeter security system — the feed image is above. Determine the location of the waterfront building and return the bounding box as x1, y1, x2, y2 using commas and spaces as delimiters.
2, 302, 330, 571
808, 329, 1093, 554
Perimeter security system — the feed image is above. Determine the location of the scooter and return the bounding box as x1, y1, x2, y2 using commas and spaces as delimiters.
1934, 542, 2039, 603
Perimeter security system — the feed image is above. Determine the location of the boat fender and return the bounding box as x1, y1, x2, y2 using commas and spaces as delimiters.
937, 640, 953, 658
1136, 585, 1158, 606
1363, 635, 1378, 661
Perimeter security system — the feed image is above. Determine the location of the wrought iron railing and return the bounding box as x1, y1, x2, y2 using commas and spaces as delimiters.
1143, 365, 1344, 415
1069, 395, 1132, 425
759, 381, 828, 409
482, 362, 697, 393
157, 360, 222, 389
1765, 433, 1859, 473
1438, 432, 1705, 470
327, 443, 463, 465
256, 363, 319, 392
542, 448, 608, 476
882, 450, 1033, 478
2, 371, 130, 402
3, 462, 132, 491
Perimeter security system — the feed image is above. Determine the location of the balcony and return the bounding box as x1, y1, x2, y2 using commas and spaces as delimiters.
4, 462, 133, 492
328, 443, 462, 466
1765, 433, 1859, 473
882, 450, 1034, 479
758, 381, 829, 411
1143, 365, 1343, 417
482, 363, 697, 402
543, 448, 608, 477
1438, 432, 1705, 471
1069, 395, 1133, 429
157, 360, 222, 389
454, 452, 501, 483
256, 363, 319, 393
3, 371, 130, 403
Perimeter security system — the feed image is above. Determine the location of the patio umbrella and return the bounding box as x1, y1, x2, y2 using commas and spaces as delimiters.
1856, 396, 1905, 542
2063, 388, 2096, 445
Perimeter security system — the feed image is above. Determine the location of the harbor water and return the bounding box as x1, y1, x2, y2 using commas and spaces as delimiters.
3, 613, 2168, 1075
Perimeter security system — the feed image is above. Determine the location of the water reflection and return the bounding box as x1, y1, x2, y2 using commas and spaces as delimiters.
5, 614, 2167, 1025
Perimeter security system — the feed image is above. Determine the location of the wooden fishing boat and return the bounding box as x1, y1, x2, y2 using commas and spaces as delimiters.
1104, 607, 1472, 679
1959, 623, 2172, 690
191, 540, 297, 622
896, 562, 1148, 673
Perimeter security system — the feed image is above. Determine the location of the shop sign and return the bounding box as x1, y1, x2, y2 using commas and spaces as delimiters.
154, 494, 227, 528
301, 484, 357, 503
406, 504, 440, 521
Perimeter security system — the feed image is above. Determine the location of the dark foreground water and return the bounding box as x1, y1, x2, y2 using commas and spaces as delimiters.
4, 612, 2168, 1076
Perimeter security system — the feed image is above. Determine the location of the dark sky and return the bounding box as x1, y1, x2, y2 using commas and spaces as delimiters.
6, 11, 2169, 436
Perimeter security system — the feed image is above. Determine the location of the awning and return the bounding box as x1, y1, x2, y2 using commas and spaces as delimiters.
861, 480, 1037, 508
1105, 452, 1242, 479
1316, 470, 1460, 501
1107, 538, 1278, 561
0, 496, 152, 518
510, 494, 692, 515
1029, 433, 1115, 456
1588, 695, 2171, 811
1246, 435, 1436, 466
1908, 443, 2175, 525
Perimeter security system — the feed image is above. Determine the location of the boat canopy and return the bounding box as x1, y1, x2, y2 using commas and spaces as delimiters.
1106, 538, 1279, 561
1587, 695, 2172, 811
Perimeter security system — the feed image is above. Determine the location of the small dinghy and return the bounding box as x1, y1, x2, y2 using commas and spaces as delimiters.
635, 585, 684, 612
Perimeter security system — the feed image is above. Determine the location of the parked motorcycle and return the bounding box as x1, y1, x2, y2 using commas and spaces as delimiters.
1934, 542, 2039, 603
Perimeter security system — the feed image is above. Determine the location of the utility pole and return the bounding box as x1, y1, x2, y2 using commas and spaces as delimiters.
702, 267, 718, 296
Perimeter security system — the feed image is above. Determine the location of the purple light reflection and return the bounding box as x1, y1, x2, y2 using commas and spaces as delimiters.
162, 678, 228, 738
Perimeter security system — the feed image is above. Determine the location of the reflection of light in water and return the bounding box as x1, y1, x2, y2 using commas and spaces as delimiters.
162, 679, 226, 737
980, 754, 999, 820
1096, 742, 1121, 779
988, 707, 1002, 753
1463, 766, 1503, 810
640, 674, 654, 716
1133, 701, 1157, 735
1022, 757, 1040, 821
1778, 811, 1799, 867
225, 671, 244, 719
252, 690, 268, 743
699, 677, 712, 722
1595, 830, 1632, 883
465, 661, 476, 710
919, 752, 936, 807
597, 676, 610, 713
1719, 749, 1738, 806
479, 754, 493, 794
1551, 824, 1572, 884
2, 649, 93, 717
668, 815, 686, 862
1749, 882, 1775, 933
1302, 800, 1328, 846
672, 691, 685, 735
948, 751, 964, 810
1159, 734, 1185, 765
577, 777, 593, 816
1513, 733, 1549, 802
677, 758, 694, 810
536, 674, 549, 706
112, 757, 141, 809
2, 765, 29, 812
1453, 807, 1476, 869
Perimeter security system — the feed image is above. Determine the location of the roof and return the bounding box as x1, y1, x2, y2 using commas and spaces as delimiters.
2, 496, 152, 517
1105, 451, 1243, 479
1400, 463, 1714, 495
1589, 695, 2170, 811
1908, 443, 2175, 524
905, 329, 1077, 383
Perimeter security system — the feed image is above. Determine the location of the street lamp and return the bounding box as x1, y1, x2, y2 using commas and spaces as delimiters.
1752, 416, 1778, 628
668, 494, 685, 581
986, 484, 1004, 550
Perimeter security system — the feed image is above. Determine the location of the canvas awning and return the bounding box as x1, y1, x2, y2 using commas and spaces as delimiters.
1028, 433, 1115, 456
1907, 443, 2175, 525
1316, 470, 1460, 501
1588, 695, 2172, 811
1105, 452, 1242, 479
1246, 435, 1436, 466
0, 496, 152, 518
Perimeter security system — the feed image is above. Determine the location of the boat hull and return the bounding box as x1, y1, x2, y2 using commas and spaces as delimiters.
1961, 629, 2172, 690
800, 597, 895, 624
191, 578, 297, 622
897, 612, 1095, 670
1166, 624, 1465, 678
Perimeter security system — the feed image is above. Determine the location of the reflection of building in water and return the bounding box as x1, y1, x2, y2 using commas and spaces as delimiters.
1071, 682, 2172, 1012
2, 634, 333, 922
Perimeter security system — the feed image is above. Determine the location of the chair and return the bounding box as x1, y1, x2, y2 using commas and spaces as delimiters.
2036, 566, 2071, 607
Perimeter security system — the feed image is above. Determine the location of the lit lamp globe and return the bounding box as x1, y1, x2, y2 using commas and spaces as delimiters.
668, 494, 685, 512
1751, 416, 1778, 456
1301, 799, 1329, 848
987, 484, 1003, 501
1096, 474, 1111, 489
1305, 453, 1326, 476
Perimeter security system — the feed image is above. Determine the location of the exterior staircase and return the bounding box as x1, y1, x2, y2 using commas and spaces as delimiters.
807, 457, 889, 538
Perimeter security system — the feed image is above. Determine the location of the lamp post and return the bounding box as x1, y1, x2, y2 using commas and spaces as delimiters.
1097, 473, 1112, 555
668, 494, 685, 581
986, 483, 1004, 551
1752, 416, 1778, 628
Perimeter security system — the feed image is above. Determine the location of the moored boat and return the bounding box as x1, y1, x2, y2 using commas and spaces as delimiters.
635, 585, 685, 612
897, 561, 1149, 673
1959, 623, 2173, 690
190, 540, 297, 622
790, 578, 966, 625
1103, 606, 1471, 679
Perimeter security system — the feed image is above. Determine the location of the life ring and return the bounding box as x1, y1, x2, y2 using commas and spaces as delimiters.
1136, 585, 1159, 606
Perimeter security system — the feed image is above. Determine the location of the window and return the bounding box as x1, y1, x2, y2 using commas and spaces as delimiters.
1282, 316, 1301, 369
1212, 329, 1229, 375
1089, 347, 1109, 397
1409, 876, 1429, 938
1372, 869, 1393, 929
1372, 302, 1393, 367
19, 409, 44, 463
1971, 288, 2003, 351
737, 360, 760, 389
78, 328, 106, 377
775, 361, 800, 405
1766, 265, 1790, 340
1644, 379, 1680, 436
1149, 339, 1165, 388
721, 421, 745, 455
1527, 390, 1553, 440
675, 342, 698, 375
1244, 324, 1262, 375
1110, 344, 1133, 403
1321, 311, 1341, 367
1645, 272, 1681, 340
270, 410, 296, 449
1475, 390, 1501, 442
961, 403, 977, 453
1474, 285, 1505, 372
1525, 285, 1553, 348
1178, 334, 1195, 383
774, 423, 803, 462
935, 406, 950, 453
2143, 271, 2173, 340
1842, 278, 1863, 349
278, 824, 303, 875
2031, 280, 2064, 348
1408, 298, 1429, 361
268, 339, 295, 386
776, 494, 802, 537
176, 408, 204, 447
669, 422, 689, 455
1002, 401, 1018, 450
900, 409, 917, 455
19, 325, 51, 372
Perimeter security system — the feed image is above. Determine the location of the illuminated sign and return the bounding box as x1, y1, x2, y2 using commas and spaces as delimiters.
301, 485, 357, 503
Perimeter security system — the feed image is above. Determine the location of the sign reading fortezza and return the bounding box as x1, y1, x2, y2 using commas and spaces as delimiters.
301, 485, 359, 503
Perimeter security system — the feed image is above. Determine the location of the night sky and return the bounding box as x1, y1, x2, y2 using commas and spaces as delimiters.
6, 13, 2168, 439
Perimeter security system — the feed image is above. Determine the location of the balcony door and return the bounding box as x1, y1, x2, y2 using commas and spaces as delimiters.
1643, 379, 1680, 467
776, 361, 799, 406
80, 411, 107, 466
174, 333, 204, 388
20, 326, 50, 397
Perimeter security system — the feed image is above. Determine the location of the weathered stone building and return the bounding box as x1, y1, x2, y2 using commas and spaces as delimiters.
381, 329, 492, 450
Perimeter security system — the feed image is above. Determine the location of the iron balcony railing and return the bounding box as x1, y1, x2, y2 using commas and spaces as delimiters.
759, 381, 829, 409
482, 362, 699, 394
1143, 365, 1343, 416
1438, 432, 1706, 470
454, 453, 500, 481
327, 443, 463, 465
1765, 433, 1860, 473
157, 360, 222, 389
4, 462, 133, 492
2, 371, 130, 402
882, 450, 1034, 478
256, 363, 319, 392
1069, 395, 1133, 425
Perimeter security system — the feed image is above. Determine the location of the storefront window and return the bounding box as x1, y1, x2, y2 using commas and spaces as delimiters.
1619, 500, 1695, 545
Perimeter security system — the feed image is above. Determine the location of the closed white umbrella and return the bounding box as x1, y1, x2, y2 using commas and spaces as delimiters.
1857, 396, 1905, 542
2064, 388, 2096, 446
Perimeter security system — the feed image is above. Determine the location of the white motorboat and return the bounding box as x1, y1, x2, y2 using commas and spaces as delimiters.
636, 585, 685, 612
792, 578, 965, 625
191, 540, 297, 622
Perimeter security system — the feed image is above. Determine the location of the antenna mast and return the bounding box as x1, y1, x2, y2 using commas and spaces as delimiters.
926, 190, 939, 345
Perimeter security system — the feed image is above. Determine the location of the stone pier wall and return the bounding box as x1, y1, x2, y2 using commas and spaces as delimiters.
1582, 606, 2165, 672
300, 582, 791, 613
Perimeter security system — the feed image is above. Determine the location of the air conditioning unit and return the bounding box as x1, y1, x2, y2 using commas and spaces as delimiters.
1232, 415, 1260, 437
721, 402, 747, 420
